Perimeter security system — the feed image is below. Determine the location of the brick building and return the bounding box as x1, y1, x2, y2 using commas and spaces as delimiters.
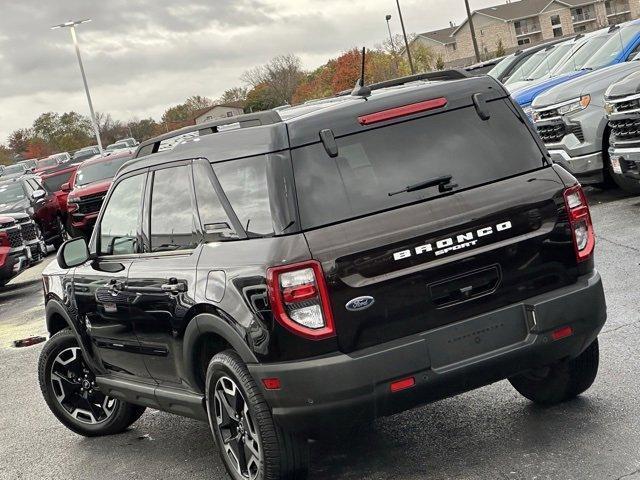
414, 0, 640, 67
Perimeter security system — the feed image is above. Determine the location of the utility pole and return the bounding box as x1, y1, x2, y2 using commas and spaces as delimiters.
396, 0, 415, 74
464, 0, 481, 62
51, 19, 104, 154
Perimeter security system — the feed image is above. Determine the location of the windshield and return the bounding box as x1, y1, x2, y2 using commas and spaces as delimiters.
526, 43, 574, 79
1, 164, 25, 175
505, 50, 550, 84
584, 26, 640, 70
0, 183, 26, 204
75, 156, 131, 186
552, 36, 611, 75
488, 54, 515, 80
37, 158, 58, 169
293, 100, 546, 230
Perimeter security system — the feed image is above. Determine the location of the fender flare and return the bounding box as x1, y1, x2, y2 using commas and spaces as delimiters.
182, 313, 259, 389
45, 299, 106, 375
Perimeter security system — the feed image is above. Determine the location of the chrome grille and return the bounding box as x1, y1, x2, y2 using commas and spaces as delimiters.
19, 221, 37, 241
77, 195, 105, 214
614, 99, 640, 113
536, 123, 566, 143
610, 118, 640, 141
537, 109, 558, 120
7, 227, 23, 248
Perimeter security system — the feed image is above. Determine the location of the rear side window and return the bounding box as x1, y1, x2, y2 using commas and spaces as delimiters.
193, 162, 239, 242
213, 156, 274, 237
149, 165, 198, 252
293, 99, 545, 229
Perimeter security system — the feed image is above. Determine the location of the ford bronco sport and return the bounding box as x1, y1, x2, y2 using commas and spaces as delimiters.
40, 70, 606, 480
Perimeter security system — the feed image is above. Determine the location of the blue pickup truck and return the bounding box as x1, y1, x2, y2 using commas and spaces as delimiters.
513, 20, 640, 119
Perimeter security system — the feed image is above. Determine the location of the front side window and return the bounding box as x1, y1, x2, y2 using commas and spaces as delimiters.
149, 165, 198, 252
99, 174, 145, 256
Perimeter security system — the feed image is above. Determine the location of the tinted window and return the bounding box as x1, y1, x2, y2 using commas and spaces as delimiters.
214, 156, 275, 237
193, 162, 238, 242
293, 99, 545, 229
76, 156, 132, 187
42, 171, 73, 193
553, 36, 609, 75
99, 174, 145, 256
527, 42, 573, 79
37, 158, 58, 169
150, 165, 197, 252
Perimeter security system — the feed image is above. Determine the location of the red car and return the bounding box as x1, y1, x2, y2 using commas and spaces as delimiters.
39, 163, 79, 227
65, 151, 134, 237
33, 153, 70, 175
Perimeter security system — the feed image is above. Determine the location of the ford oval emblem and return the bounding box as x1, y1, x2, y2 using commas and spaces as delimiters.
345, 296, 375, 312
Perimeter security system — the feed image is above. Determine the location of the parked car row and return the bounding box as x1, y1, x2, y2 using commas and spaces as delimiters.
0, 142, 137, 288
488, 19, 640, 193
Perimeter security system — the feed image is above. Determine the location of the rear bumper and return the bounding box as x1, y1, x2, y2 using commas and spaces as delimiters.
249, 271, 606, 436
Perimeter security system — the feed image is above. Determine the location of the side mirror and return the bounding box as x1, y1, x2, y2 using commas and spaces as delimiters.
61, 183, 71, 192
57, 237, 90, 269
31, 190, 46, 202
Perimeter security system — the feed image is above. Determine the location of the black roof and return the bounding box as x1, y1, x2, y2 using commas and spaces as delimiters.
119, 71, 507, 178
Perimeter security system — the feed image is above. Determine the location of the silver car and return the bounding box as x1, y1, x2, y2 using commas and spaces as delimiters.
531, 58, 640, 189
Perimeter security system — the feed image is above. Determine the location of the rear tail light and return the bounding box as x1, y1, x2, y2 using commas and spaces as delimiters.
267, 260, 335, 340
0, 232, 8, 248
563, 185, 595, 262
358, 97, 448, 125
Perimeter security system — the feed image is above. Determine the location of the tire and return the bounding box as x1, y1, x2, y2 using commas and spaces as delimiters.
206, 350, 309, 480
509, 338, 599, 406
38, 329, 146, 437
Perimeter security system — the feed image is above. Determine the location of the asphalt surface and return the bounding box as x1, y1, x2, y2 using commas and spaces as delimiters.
0, 188, 639, 480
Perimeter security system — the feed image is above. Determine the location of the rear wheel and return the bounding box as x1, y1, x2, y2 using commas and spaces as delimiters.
509, 338, 599, 406
38, 329, 146, 436
206, 350, 309, 480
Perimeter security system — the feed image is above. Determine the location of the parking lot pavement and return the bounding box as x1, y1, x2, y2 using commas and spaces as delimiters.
0, 189, 639, 480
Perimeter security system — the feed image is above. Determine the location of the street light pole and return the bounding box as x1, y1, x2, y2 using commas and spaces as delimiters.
385, 15, 395, 50
51, 19, 103, 154
395, 0, 415, 74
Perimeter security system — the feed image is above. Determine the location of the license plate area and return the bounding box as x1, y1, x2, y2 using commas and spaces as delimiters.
611, 157, 623, 174
424, 304, 528, 369
428, 265, 501, 308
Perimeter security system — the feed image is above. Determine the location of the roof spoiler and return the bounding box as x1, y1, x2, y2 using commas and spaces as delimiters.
336, 69, 470, 97
134, 111, 282, 158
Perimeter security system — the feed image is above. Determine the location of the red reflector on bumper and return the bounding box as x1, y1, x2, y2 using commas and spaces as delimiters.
262, 378, 281, 390
551, 326, 574, 341
390, 377, 415, 393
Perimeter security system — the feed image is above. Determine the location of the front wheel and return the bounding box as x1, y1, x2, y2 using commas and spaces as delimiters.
509, 338, 599, 406
206, 350, 309, 480
38, 329, 146, 437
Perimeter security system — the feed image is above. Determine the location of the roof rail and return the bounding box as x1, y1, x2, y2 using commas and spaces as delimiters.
134, 110, 282, 158
336, 69, 471, 97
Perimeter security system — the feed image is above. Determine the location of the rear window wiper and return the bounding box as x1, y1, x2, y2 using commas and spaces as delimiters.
388, 175, 457, 197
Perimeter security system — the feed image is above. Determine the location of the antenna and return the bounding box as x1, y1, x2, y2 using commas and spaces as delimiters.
351, 47, 372, 97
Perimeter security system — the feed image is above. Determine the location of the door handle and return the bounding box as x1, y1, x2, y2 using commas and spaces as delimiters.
161, 282, 187, 294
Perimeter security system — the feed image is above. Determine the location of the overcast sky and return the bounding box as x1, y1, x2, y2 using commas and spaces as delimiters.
0, 0, 499, 144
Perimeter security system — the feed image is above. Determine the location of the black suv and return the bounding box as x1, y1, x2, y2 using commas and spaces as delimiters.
40, 71, 606, 480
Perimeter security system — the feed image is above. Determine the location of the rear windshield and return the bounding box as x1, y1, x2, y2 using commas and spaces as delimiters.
76, 156, 132, 186
293, 99, 546, 230
38, 158, 58, 169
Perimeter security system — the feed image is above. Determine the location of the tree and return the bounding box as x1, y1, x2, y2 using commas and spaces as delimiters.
244, 83, 281, 112
436, 55, 445, 70
126, 118, 158, 142
218, 87, 248, 104
24, 139, 51, 159
241, 54, 305, 106
184, 95, 214, 112
161, 96, 214, 125
8, 129, 31, 154
410, 41, 435, 73
496, 38, 506, 57
0, 145, 13, 165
